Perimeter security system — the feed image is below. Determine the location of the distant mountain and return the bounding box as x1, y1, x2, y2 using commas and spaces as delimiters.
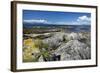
23, 22, 90, 26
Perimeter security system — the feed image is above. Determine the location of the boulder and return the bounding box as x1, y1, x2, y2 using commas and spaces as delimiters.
55, 40, 91, 60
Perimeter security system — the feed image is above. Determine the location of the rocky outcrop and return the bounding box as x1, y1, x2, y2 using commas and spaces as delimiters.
42, 32, 91, 61
55, 40, 91, 60
43, 32, 65, 49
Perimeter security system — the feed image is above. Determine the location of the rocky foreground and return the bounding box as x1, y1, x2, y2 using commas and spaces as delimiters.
42, 32, 91, 61
23, 31, 91, 62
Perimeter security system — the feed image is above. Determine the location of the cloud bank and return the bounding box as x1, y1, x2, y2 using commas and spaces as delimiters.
24, 19, 48, 23
23, 15, 91, 25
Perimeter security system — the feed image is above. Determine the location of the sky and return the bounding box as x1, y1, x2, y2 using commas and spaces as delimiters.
23, 10, 91, 25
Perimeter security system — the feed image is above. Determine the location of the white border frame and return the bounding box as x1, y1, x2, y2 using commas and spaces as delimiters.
16, 3, 97, 70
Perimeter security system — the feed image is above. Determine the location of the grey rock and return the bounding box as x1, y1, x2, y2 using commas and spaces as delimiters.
38, 55, 44, 62
55, 40, 91, 60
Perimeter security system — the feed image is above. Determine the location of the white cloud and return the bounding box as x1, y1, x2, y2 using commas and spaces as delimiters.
24, 19, 48, 23
55, 15, 91, 25
77, 15, 91, 25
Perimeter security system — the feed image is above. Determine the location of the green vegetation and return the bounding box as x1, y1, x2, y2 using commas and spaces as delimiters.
23, 38, 51, 62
